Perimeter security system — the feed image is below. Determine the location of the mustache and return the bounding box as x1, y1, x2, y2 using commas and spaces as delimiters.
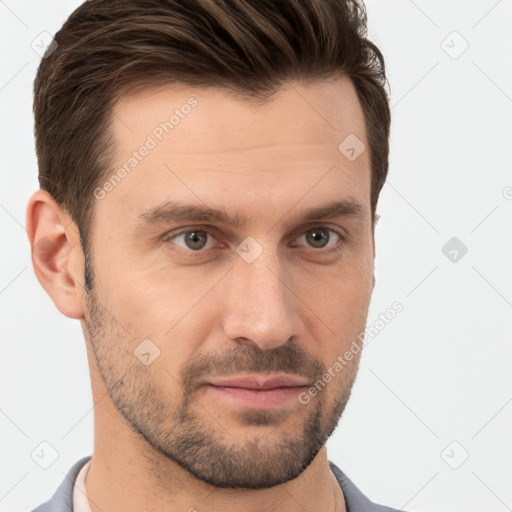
181, 340, 326, 395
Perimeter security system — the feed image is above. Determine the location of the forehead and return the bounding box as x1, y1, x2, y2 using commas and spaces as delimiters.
111, 77, 367, 154
96, 77, 370, 233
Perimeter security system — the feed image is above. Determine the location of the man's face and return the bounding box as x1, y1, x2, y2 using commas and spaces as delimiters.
82, 77, 375, 489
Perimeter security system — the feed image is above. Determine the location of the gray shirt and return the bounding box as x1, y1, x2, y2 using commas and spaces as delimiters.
31, 455, 405, 512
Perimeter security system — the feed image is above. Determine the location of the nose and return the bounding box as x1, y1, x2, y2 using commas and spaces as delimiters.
221, 246, 304, 351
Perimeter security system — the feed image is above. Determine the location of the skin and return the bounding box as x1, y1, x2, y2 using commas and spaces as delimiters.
26, 76, 376, 512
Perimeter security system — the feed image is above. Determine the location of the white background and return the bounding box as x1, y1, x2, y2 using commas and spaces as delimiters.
1, 1, 511, 511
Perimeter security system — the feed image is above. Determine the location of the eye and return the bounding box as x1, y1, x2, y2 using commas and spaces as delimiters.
164, 229, 218, 252
293, 226, 344, 252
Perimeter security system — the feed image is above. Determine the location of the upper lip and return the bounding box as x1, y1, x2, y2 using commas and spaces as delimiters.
209, 374, 311, 390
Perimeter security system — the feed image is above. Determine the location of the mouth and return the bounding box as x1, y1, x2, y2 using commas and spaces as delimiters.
206, 373, 311, 409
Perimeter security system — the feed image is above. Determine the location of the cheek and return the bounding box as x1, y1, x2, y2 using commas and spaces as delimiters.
321, 292, 371, 361
309, 262, 373, 363
111, 277, 215, 369
308, 251, 373, 321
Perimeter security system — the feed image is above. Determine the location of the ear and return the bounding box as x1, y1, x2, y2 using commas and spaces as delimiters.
26, 189, 86, 319
372, 212, 379, 291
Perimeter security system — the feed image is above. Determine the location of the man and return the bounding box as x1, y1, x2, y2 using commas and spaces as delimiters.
26, 0, 401, 510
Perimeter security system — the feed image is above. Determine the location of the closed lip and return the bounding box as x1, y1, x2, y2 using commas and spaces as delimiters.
208, 374, 311, 390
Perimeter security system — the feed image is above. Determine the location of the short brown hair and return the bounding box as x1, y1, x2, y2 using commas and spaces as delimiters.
34, 0, 390, 275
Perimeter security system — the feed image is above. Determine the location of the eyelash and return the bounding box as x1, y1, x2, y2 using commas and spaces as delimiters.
161, 226, 346, 255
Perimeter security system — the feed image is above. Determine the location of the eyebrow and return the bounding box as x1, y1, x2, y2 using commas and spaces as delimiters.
136, 198, 367, 230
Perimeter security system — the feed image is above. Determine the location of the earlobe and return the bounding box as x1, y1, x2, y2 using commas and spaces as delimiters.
26, 189, 85, 320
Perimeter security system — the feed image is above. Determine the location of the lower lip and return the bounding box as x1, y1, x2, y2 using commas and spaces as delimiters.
207, 384, 308, 409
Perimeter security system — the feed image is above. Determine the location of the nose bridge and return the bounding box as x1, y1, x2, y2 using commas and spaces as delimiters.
222, 238, 302, 349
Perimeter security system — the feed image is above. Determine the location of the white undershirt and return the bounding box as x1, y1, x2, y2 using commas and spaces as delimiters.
72, 460, 92, 512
